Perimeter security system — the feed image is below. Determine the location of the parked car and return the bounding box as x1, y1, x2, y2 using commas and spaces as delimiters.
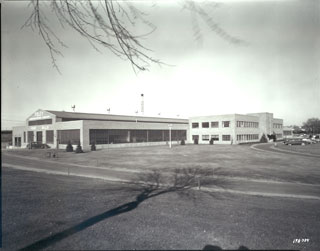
312, 135, 320, 143
27, 142, 50, 149
284, 138, 311, 146
302, 138, 315, 144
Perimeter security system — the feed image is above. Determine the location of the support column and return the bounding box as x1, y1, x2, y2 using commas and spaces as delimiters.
127, 130, 131, 143
43, 130, 46, 144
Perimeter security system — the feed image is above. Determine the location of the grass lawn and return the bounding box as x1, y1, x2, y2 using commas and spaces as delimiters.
5, 143, 320, 184
2, 167, 320, 250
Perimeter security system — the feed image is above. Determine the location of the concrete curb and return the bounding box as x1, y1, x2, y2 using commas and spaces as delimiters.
250, 143, 284, 155
251, 143, 320, 158
270, 145, 320, 158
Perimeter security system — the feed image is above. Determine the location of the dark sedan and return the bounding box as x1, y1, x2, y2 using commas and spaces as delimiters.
283, 138, 311, 146
27, 142, 50, 149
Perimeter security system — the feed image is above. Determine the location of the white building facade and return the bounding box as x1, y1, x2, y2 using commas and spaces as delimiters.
12, 110, 284, 148
12, 109, 189, 151
189, 112, 283, 144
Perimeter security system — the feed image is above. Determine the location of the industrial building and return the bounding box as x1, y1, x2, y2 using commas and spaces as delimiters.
11, 110, 283, 149
11, 109, 188, 151
283, 126, 294, 138
189, 112, 283, 144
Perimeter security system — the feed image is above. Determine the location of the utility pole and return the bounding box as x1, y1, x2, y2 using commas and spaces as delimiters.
168, 124, 172, 148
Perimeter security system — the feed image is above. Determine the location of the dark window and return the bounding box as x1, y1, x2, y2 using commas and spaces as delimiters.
27, 131, 34, 143
171, 130, 187, 141
192, 135, 199, 144
90, 129, 109, 144
23, 132, 26, 143
222, 135, 231, 141
46, 130, 54, 144
106, 129, 129, 144
222, 121, 230, 128
89, 129, 187, 144
211, 135, 219, 141
36, 131, 42, 143
28, 119, 52, 126
57, 129, 80, 144
148, 130, 163, 142
211, 122, 219, 128
192, 123, 199, 128
162, 130, 169, 141
237, 134, 259, 141
202, 135, 209, 141
129, 130, 147, 143
202, 122, 209, 128
14, 137, 21, 147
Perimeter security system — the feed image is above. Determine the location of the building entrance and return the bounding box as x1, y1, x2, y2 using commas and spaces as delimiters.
14, 137, 21, 147
36, 131, 42, 143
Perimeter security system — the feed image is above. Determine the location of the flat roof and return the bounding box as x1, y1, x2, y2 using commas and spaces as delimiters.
189, 113, 259, 119
46, 110, 188, 124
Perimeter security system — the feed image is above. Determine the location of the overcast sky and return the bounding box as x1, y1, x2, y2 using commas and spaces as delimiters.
2, 0, 320, 130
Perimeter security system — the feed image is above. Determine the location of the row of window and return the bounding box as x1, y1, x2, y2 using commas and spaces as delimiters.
192, 134, 261, 142
192, 121, 230, 129
192, 120, 260, 129
273, 123, 283, 128
28, 119, 52, 126
23, 129, 187, 145
236, 134, 259, 141
24, 130, 54, 144
236, 121, 259, 128
26, 129, 80, 144
89, 129, 186, 144
192, 135, 231, 141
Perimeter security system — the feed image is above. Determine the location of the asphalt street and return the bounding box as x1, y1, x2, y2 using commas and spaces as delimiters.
251, 142, 320, 158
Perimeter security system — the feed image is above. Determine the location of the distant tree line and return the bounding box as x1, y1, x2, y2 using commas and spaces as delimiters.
302, 118, 320, 134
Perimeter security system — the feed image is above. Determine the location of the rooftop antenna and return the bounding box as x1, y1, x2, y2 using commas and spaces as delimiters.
141, 93, 144, 115
71, 105, 75, 112
135, 110, 138, 123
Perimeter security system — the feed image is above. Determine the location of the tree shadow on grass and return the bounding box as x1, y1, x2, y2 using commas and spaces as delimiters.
203, 244, 250, 250
21, 167, 229, 250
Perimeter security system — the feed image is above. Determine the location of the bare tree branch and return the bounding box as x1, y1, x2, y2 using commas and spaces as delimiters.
23, 0, 246, 73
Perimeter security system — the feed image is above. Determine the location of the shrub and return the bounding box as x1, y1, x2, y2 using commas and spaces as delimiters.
260, 134, 268, 143
91, 142, 96, 151
180, 139, 185, 145
66, 141, 73, 152
75, 142, 83, 153
209, 138, 214, 145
